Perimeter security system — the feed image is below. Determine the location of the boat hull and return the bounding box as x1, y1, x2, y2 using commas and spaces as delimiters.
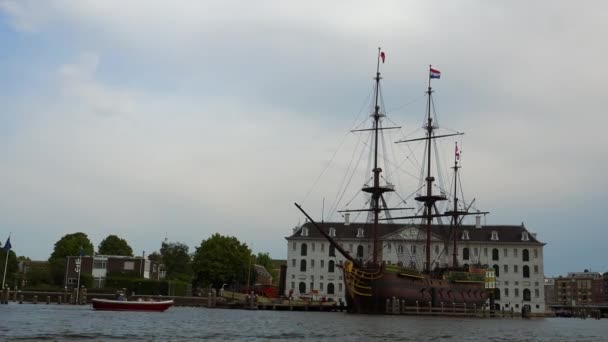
91, 298, 174, 312
343, 264, 490, 314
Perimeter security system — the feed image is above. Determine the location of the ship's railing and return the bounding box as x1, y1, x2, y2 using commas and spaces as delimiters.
385, 264, 423, 278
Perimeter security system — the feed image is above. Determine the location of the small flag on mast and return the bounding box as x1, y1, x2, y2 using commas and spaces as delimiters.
380, 51, 386, 63
455, 143, 460, 160
3, 236, 11, 252
430, 67, 441, 79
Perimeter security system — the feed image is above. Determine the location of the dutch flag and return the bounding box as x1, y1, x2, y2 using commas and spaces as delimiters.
430, 68, 441, 79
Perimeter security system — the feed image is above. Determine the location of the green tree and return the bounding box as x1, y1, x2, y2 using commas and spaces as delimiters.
255, 252, 278, 280
48, 232, 94, 286
147, 251, 161, 263
0, 248, 18, 288
160, 241, 192, 281
98, 234, 133, 256
192, 233, 254, 288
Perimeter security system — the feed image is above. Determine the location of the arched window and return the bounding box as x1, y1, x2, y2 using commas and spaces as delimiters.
523, 289, 531, 301
301, 243, 308, 256
493, 264, 500, 278
492, 248, 499, 261
356, 245, 364, 258
522, 249, 529, 262
329, 245, 335, 257
463, 248, 470, 260
328, 260, 335, 273
327, 283, 335, 295
299, 282, 306, 294
523, 265, 530, 278
300, 259, 307, 272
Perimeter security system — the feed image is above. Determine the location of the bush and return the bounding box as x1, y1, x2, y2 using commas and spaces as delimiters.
102, 276, 191, 296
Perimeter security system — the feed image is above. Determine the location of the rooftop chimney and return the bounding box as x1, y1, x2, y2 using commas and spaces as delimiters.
475, 211, 481, 228
344, 213, 350, 226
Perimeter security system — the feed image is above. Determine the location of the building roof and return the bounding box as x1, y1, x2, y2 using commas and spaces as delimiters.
286, 221, 543, 245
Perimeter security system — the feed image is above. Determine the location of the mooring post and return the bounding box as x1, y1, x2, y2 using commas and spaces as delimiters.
19, 295, 23, 304
428, 301, 432, 313
452, 302, 456, 313
416, 301, 419, 314
441, 302, 444, 313
58, 296, 62, 305
33, 295, 38, 304
46, 296, 50, 304
473, 303, 477, 316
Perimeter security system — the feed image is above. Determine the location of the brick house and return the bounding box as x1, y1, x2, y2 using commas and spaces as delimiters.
64, 255, 165, 288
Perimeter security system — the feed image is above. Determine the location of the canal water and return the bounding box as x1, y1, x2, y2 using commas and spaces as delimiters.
1, 304, 607, 341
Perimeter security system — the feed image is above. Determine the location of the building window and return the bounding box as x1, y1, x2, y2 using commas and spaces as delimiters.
521, 232, 529, 241
329, 227, 336, 237
357, 228, 364, 238
492, 249, 499, 261
523, 289, 531, 301
504, 288, 509, 297
535, 289, 540, 298
514, 265, 519, 273
310, 282, 314, 291
301, 227, 308, 236
327, 283, 335, 295
411, 245, 416, 253
292, 259, 296, 267
321, 260, 325, 268
357, 245, 364, 258
319, 282, 324, 291
523, 249, 529, 262
503, 248, 508, 257
398, 245, 404, 254
93, 261, 107, 269
124, 261, 135, 270
312, 243, 315, 252
321, 243, 325, 252
534, 265, 539, 274
293, 242, 296, 251
311, 260, 315, 268
523, 265, 530, 278
291, 282, 295, 291
328, 260, 335, 273
463, 248, 470, 260
515, 288, 519, 297
533, 249, 538, 258
338, 283, 343, 292
484, 248, 488, 257
291, 274, 295, 279
513, 249, 518, 258
300, 260, 307, 272
299, 282, 306, 294
474, 247, 478, 256
301, 243, 308, 256
503, 264, 508, 273
462, 230, 469, 240
349, 244, 353, 253
493, 264, 500, 278
491, 231, 499, 241
329, 245, 335, 257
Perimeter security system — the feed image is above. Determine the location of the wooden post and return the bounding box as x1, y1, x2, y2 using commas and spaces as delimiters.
453, 302, 456, 313
19, 295, 23, 304
416, 301, 419, 314
473, 303, 477, 316
33, 295, 38, 304
46, 296, 51, 304
14, 290, 18, 302
428, 301, 432, 313
386, 298, 391, 314
58, 296, 62, 304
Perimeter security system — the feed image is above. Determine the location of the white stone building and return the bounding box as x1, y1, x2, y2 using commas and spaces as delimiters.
285, 221, 546, 313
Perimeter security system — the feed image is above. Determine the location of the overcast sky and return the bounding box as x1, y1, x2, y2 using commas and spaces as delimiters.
0, 1, 606, 276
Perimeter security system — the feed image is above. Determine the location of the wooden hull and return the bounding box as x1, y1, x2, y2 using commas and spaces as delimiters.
343, 264, 490, 314
91, 298, 173, 312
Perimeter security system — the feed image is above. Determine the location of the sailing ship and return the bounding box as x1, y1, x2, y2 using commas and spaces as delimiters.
294, 48, 496, 314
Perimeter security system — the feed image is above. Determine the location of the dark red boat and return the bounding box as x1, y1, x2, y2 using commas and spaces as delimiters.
91, 298, 174, 312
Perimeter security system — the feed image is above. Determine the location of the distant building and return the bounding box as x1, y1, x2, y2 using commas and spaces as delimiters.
18, 260, 50, 288
286, 221, 546, 313
544, 278, 557, 306
64, 255, 165, 288
555, 271, 602, 306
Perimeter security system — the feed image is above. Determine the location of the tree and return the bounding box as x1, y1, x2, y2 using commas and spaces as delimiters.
98, 235, 133, 256
148, 251, 161, 263
48, 232, 94, 286
255, 252, 278, 280
192, 233, 253, 288
160, 241, 192, 281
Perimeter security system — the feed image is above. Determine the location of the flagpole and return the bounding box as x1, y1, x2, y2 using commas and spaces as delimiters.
2, 234, 11, 289
75, 247, 82, 304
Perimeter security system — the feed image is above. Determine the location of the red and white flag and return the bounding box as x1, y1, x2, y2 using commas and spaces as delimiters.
380, 51, 386, 63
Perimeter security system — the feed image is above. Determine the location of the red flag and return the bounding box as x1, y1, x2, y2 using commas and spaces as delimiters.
380, 51, 386, 63
455, 143, 460, 160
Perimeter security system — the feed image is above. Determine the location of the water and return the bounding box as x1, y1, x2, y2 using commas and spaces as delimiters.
1, 304, 607, 341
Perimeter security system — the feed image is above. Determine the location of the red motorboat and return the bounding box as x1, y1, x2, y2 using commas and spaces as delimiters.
91, 298, 174, 312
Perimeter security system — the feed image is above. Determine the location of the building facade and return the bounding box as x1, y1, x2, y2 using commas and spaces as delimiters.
64, 255, 164, 288
554, 271, 603, 306
285, 221, 546, 313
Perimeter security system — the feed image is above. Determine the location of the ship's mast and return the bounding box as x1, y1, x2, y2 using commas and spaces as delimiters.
424, 67, 435, 273
371, 47, 383, 265
451, 143, 460, 267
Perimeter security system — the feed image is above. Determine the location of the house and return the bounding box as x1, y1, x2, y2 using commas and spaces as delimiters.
64, 255, 165, 288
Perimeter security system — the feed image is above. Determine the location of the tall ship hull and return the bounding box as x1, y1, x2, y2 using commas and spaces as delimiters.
343, 262, 490, 314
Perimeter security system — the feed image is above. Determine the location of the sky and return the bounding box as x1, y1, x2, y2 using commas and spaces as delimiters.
0, 1, 606, 276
